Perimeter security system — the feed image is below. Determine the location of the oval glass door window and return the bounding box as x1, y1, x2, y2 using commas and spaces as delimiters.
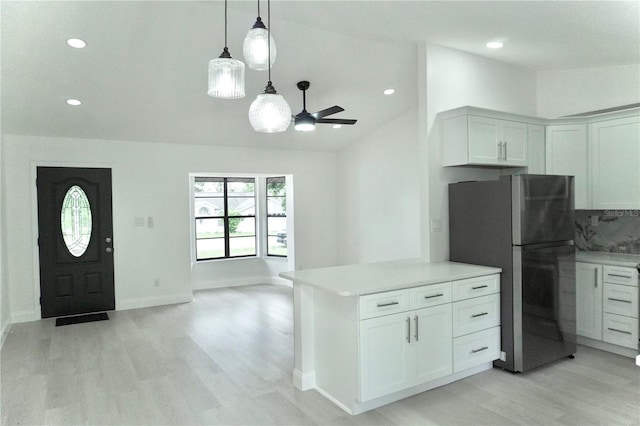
61, 185, 92, 257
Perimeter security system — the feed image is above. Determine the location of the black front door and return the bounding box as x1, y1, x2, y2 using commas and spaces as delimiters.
37, 167, 115, 318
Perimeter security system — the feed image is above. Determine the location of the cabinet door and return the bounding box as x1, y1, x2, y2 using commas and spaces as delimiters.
359, 313, 412, 401
546, 124, 589, 209
527, 124, 546, 174
468, 116, 501, 164
590, 116, 640, 209
413, 304, 452, 385
576, 262, 603, 340
502, 121, 527, 166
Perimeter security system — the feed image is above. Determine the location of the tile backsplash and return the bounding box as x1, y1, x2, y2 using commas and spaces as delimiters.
575, 210, 640, 254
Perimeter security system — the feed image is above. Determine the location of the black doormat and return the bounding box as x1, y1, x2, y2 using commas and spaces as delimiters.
55, 312, 109, 327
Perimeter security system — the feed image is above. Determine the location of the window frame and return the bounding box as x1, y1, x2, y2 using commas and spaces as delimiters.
265, 176, 287, 258
194, 177, 257, 261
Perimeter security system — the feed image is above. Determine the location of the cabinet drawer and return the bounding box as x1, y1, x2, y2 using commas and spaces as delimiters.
603, 265, 638, 287
603, 283, 638, 318
452, 275, 500, 301
452, 294, 500, 337
602, 313, 639, 349
359, 290, 410, 320
453, 326, 501, 373
410, 282, 452, 309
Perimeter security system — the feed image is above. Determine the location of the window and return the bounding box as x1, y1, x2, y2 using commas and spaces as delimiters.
194, 177, 256, 260
266, 176, 287, 257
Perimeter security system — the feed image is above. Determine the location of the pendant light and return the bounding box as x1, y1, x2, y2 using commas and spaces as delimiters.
243, 0, 276, 71
248, 0, 291, 133
208, 0, 245, 99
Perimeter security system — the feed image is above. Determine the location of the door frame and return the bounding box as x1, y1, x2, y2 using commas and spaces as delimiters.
31, 161, 117, 319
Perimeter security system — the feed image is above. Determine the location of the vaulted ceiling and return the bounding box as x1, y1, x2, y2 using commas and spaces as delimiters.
2, 1, 639, 151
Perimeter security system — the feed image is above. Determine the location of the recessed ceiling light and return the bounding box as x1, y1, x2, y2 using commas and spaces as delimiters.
486, 41, 504, 49
67, 38, 86, 48
333, 124, 342, 129
66, 99, 82, 106
383, 89, 395, 95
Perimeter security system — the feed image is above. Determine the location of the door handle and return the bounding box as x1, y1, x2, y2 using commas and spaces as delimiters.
594, 269, 598, 287
406, 317, 411, 343
472, 312, 489, 318
106, 247, 113, 253
471, 285, 488, 290
471, 346, 489, 353
424, 293, 444, 299
504, 142, 508, 160
377, 301, 399, 308
498, 142, 503, 161
608, 298, 632, 304
608, 327, 632, 335
414, 315, 419, 341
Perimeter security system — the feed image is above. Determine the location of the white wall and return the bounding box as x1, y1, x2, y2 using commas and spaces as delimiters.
537, 64, 640, 118
0, 135, 11, 344
337, 108, 421, 264
4, 135, 338, 322
424, 44, 538, 262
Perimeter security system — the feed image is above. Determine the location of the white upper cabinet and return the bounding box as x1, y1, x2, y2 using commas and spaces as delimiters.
545, 124, 589, 209
589, 116, 640, 209
442, 109, 529, 167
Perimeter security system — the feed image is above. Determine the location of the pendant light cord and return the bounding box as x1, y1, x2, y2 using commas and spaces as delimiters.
257, 0, 261, 18
224, 0, 228, 48
267, 0, 271, 83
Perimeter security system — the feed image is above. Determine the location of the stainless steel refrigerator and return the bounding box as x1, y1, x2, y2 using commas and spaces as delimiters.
449, 174, 577, 372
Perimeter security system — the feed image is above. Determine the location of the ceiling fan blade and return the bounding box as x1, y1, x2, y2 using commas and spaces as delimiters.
312, 106, 344, 119
316, 118, 357, 125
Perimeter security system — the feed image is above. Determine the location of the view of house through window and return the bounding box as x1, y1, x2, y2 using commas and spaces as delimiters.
266, 176, 287, 257
193, 175, 288, 261
194, 177, 257, 260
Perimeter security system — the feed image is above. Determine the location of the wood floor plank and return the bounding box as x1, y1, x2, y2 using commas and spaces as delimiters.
2, 284, 639, 425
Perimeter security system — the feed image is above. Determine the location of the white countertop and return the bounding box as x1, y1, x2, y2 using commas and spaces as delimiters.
279, 258, 502, 296
576, 251, 640, 269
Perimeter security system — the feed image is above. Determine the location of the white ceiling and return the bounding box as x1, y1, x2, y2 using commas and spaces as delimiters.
2, 1, 639, 152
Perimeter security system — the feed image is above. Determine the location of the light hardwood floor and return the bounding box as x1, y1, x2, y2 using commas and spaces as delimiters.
2, 284, 639, 425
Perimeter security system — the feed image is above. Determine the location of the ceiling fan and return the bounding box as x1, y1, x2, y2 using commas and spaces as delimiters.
293, 81, 357, 131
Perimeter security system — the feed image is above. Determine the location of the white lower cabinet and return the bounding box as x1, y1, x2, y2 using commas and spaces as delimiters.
358, 275, 501, 403
359, 303, 452, 401
576, 261, 639, 352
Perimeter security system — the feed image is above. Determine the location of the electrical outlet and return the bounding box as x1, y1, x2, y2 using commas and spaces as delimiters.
500, 351, 507, 362
590, 215, 599, 226
147, 216, 154, 228
134, 217, 145, 227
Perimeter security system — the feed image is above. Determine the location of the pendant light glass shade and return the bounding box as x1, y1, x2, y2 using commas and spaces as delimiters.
243, 23, 276, 71
207, 0, 245, 99
208, 49, 245, 99
249, 84, 291, 133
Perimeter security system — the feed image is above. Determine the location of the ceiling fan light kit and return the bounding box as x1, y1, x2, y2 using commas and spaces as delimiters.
292, 80, 357, 131
208, 0, 245, 99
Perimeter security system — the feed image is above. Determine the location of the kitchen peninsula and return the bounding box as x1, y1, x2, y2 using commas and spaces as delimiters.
280, 258, 502, 414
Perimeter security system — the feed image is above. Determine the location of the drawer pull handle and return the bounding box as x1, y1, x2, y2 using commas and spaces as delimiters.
472, 312, 489, 318
406, 317, 411, 343
608, 273, 632, 279
607, 327, 632, 335
471, 346, 489, 354
424, 293, 444, 299
377, 301, 399, 308
472, 285, 488, 290
608, 297, 632, 304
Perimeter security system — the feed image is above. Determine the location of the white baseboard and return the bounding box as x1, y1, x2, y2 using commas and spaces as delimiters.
1, 321, 12, 348
193, 276, 292, 290
117, 293, 193, 311
577, 336, 638, 359
11, 310, 39, 324
293, 368, 316, 391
